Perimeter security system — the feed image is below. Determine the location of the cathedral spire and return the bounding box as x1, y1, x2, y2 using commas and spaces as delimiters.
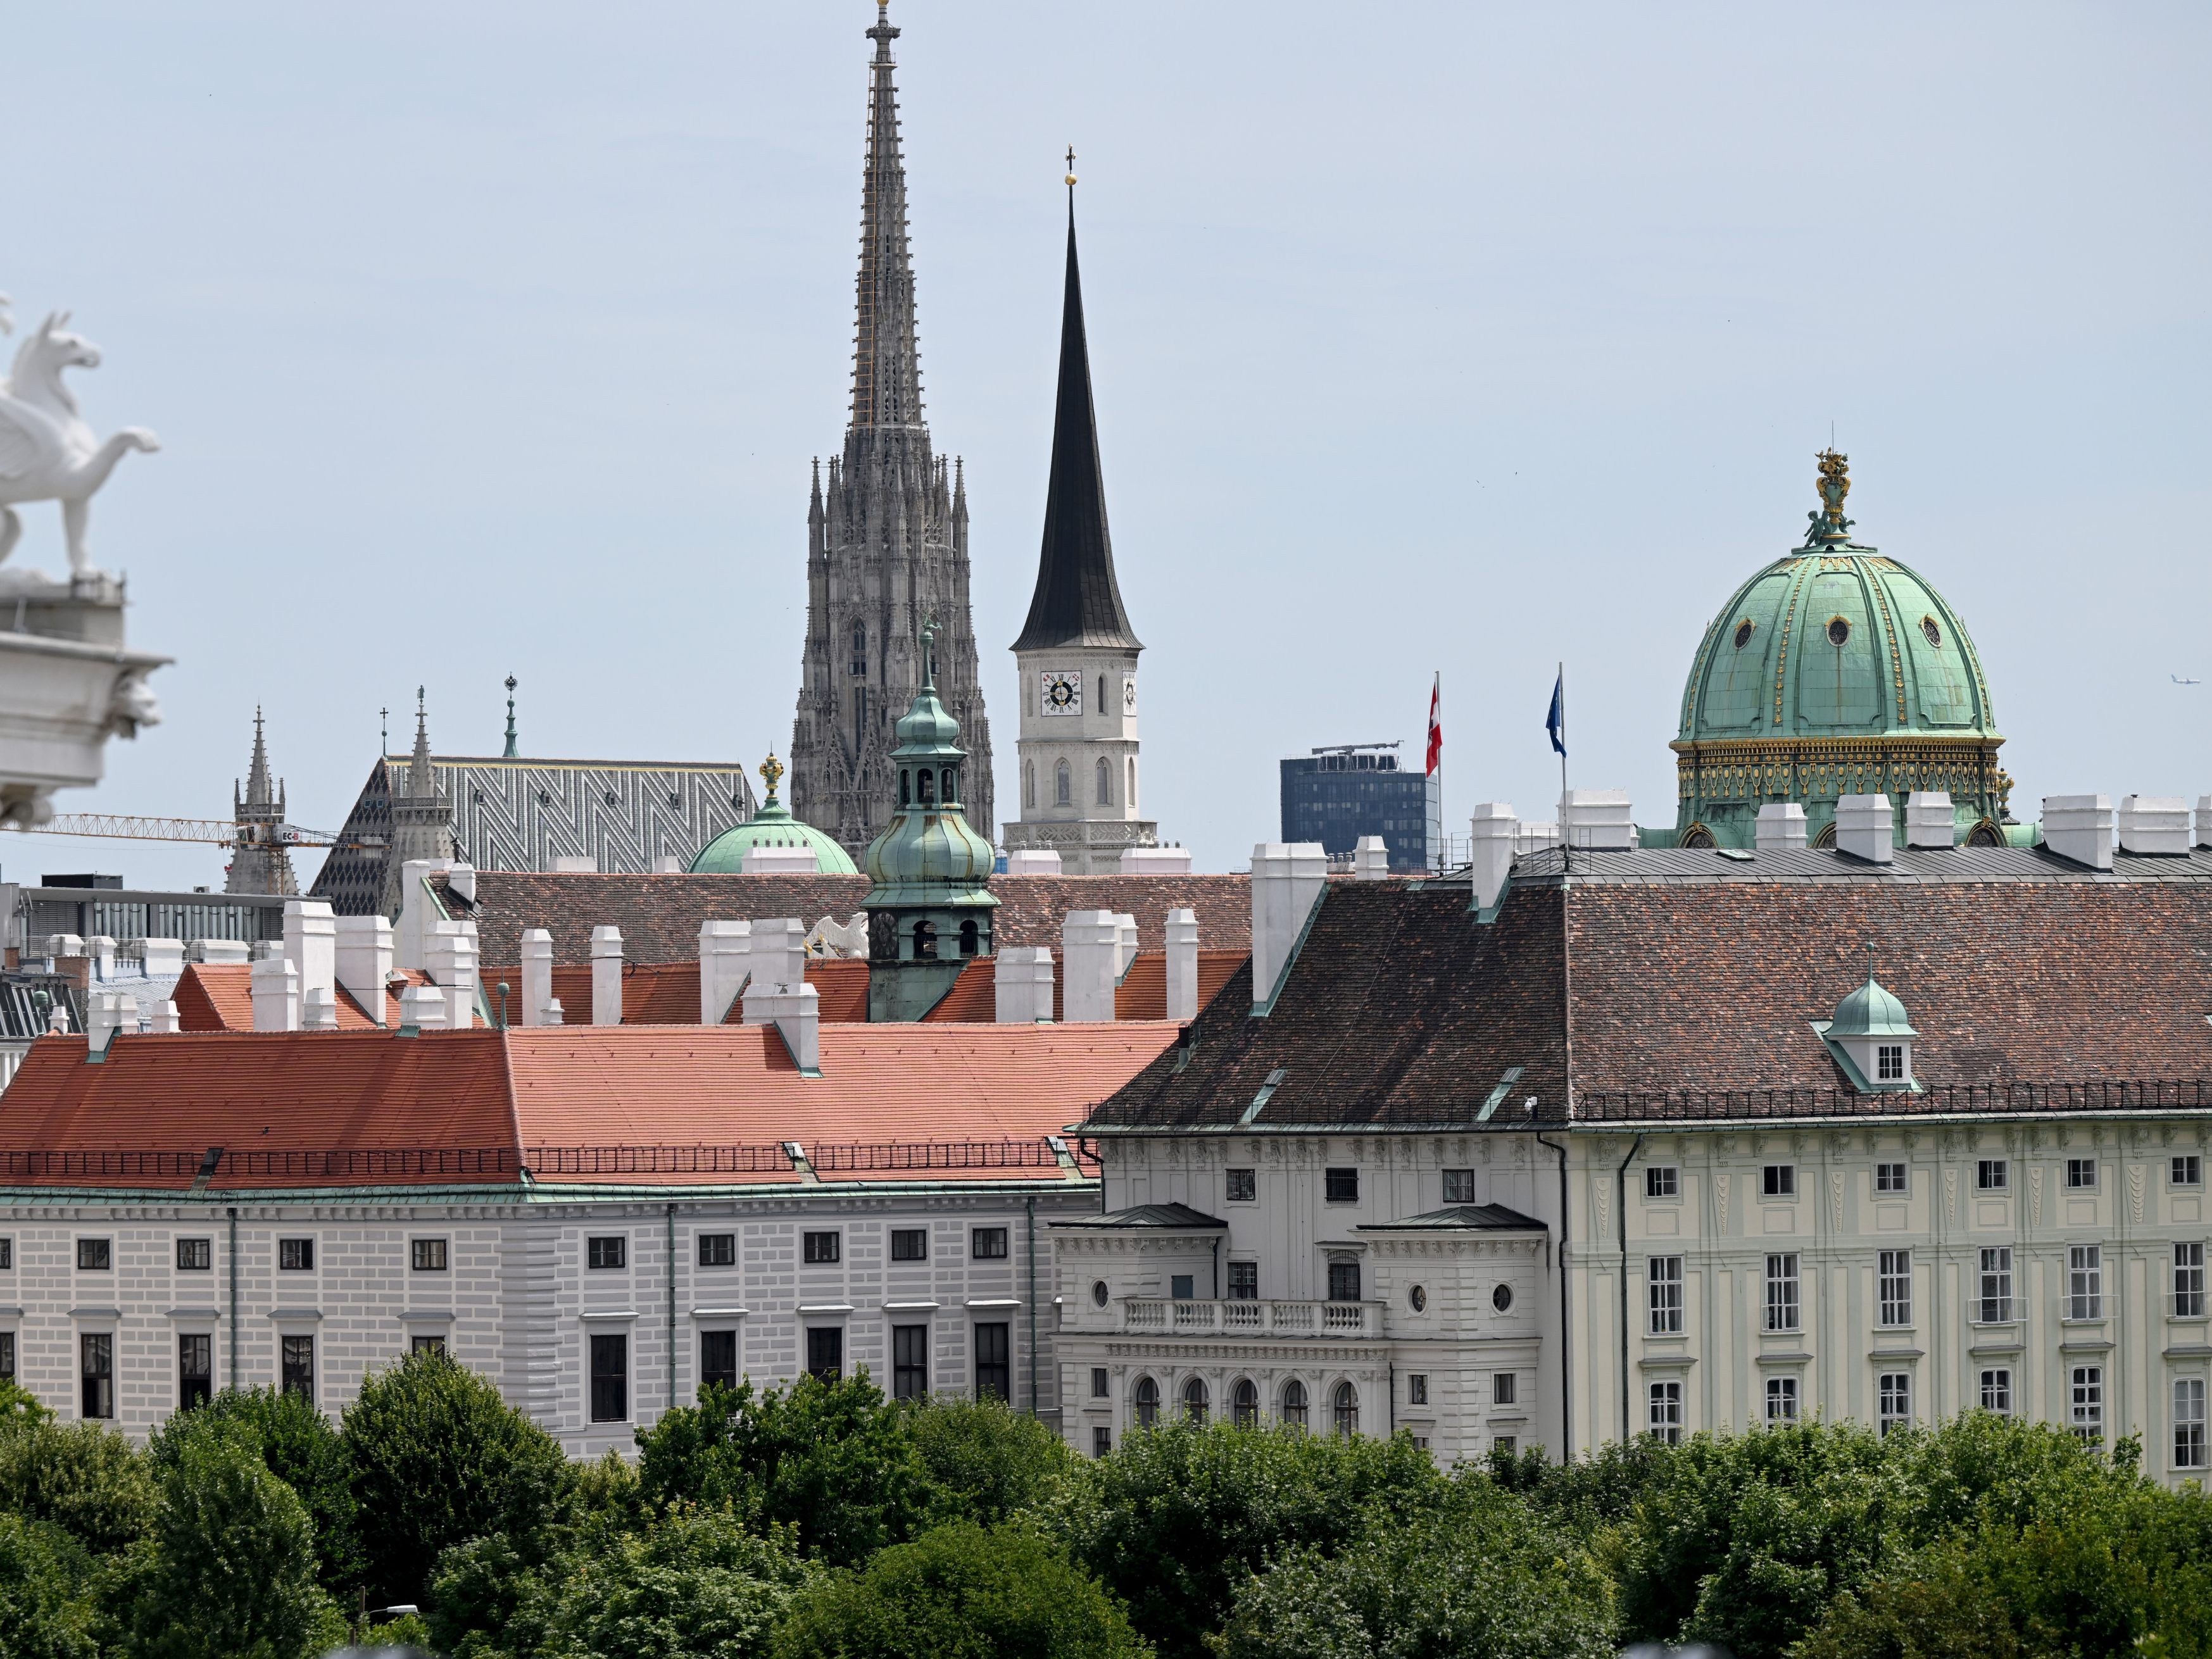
408, 687, 434, 794
1013, 160, 1141, 653
850, 0, 924, 431
241, 706, 275, 810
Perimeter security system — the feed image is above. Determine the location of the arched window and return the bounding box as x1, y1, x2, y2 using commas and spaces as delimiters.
958, 918, 979, 956
940, 767, 956, 803
1128, 757, 1137, 808
1280, 1379, 1308, 1429
850, 624, 867, 677
1133, 1376, 1159, 1428
1055, 760, 1072, 806
1024, 761, 1035, 809
1231, 1379, 1259, 1427
1183, 1377, 1209, 1424
1332, 1381, 1359, 1437
898, 770, 910, 807
1098, 673, 1107, 711
1096, 757, 1112, 806
912, 920, 937, 960
916, 768, 934, 804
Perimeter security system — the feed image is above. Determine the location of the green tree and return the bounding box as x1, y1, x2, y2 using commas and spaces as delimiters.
773, 1520, 1148, 1659
0, 1415, 157, 1558
111, 1420, 342, 1659
1048, 1420, 1443, 1659
150, 1387, 361, 1594
635, 1374, 936, 1567
342, 1347, 570, 1605
520, 1507, 814, 1659
0, 1513, 97, 1659
908, 1396, 1075, 1525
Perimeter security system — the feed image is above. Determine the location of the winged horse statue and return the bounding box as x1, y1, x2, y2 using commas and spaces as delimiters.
0, 296, 160, 576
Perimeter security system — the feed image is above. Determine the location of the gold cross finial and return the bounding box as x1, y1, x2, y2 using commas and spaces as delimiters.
1065, 146, 1078, 189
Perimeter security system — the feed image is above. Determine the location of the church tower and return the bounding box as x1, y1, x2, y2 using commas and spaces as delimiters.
223, 708, 299, 896
788, 0, 994, 863
378, 691, 456, 918
1001, 172, 1157, 875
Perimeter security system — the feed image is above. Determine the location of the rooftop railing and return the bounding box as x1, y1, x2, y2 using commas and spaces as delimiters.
1574, 1080, 2212, 1122
1121, 1298, 1377, 1338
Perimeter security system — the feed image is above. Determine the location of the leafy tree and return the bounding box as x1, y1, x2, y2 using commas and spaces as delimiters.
0, 1513, 97, 1659
0, 1379, 52, 1430
636, 1374, 936, 1567
1048, 1421, 1443, 1659
150, 1387, 361, 1594
0, 1415, 157, 1557
110, 1419, 342, 1659
908, 1396, 1075, 1525
342, 1347, 570, 1605
773, 1520, 1148, 1659
518, 1506, 814, 1659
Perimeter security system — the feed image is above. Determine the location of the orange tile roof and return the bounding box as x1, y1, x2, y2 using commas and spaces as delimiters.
175, 963, 427, 1032
475, 957, 872, 1026
917, 949, 1250, 1023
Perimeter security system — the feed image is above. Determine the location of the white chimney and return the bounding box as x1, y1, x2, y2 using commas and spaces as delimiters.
1062, 911, 1121, 1023
590, 925, 624, 1025
1559, 789, 1634, 851
334, 916, 394, 1025
85, 989, 131, 1052
551, 855, 597, 873
700, 920, 751, 1025
1350, 836, 1390, 880
2199, 795, 2212, 850
283, 898, 338, 1012
422, 920, 481, 1029
1115, 913, 1138, 978
1250, 842, 1326, 1010
141, 937, 185, 978
743, 844, 820, 874
993, 946, 1055, 1024
1164, 908, 1199, 1021
753, 980, 820, 1072
195, 939, 251, 965
148, 1001, 180, 1034
1834, 794, 1895, 864
2118, 796, 2192, 856
302, 987, 339, 1031
1003, 849, 1062, 875
398, 982, 446, 1031
518, 927, 554, 1027
1904, 792, 1956, 850
394, 857, 454, 971
543, 997, 567, 1026
2042, 794, 2114, 870
47, 934, 83, 963
445, 865, 477, 904
1469, 804, 1517, 914
251, 955, 301, 1032
741, 919, 807, 1025
1119, 845, 1194, 875
653, 855, 682, 873
1756, 803, 1808, 851
87, 936, 116, 980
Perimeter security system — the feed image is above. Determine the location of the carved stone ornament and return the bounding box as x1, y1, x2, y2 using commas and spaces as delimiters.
0, 303, 160, 577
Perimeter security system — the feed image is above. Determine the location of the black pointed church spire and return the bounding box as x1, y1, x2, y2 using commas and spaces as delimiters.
1014, 162, 1141, 653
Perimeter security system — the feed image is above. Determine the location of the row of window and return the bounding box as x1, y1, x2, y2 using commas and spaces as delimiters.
1641, 1155, 2203, 1201
1649, 1243, 2208, 1334
1021, 756, 1138, 810
26, 1237, 452, 1274
28, 1330, 445, 1419
1122, 1374, 1361, 1437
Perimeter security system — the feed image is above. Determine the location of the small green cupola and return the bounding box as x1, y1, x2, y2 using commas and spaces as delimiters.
862, 618, 999, 1020
1815, 951, 1921, 1091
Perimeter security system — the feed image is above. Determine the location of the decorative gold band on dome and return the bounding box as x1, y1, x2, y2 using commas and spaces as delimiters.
1671, 734, 2006, 808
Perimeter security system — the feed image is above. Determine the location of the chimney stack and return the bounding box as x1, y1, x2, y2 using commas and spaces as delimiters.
301, 987, 339, 1031
1003, 849, 1062, 875
1559, 789, 1634, 851
141, 937, 185, 978
2042, 795, 2114, 869
1250, 843, 1326, 1010
395, 857, 453, 972
700, 920, 751, 1025
283, 898, 338, 1015
519, 928, 555, 1026
251, 955, 300, 1032
1062, 911, 1121, 1023
1469, 805, 1516, 915
1350, 836, 1389, 880
2118, 796, 2191, 856
1905, 792, 1956, 849
993, 946, 1055, 1024
1834, 794, 1895, 864
397, 982, 446, 1032
2197, 795, 2212, 851
1756, 803, 1807, 851
148, 1001, 180, 1034
740, 920, 807, 1024
1118, 845, 1193, 875
743, 844, 820, 874
750, 980, 820, 1072
334, 916, 394, 1025
590, 926, 624, 1025
1164, 908, 1199, 1021
422, 920, 481, 1029
85, 989, 132, 1053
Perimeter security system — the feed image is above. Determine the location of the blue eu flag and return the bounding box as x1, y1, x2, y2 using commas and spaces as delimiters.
1545, 670, 1566, 758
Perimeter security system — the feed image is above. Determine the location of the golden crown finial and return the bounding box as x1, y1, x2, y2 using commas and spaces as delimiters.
759, 751, 784, 801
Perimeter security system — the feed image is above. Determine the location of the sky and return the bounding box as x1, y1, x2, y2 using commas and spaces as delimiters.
4, 1, 2208, 889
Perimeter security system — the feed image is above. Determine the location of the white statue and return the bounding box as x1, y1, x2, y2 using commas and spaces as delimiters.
0, 301, 160, 576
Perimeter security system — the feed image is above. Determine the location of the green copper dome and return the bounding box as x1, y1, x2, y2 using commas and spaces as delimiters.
689, 754, 859, 875
1671, 453, 2009, 849
1829, 975, 1918, 1040
864, 626, 998, 905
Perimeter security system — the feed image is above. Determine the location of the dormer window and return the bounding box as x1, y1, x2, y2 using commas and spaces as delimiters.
1816, 968, 1919, 1092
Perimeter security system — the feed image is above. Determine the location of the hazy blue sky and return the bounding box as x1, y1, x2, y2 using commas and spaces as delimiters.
6, 2, 2207, 888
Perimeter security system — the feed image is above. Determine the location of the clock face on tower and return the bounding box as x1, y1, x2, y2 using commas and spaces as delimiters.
1040, 672, 1082, 717
1122, 676, 1136, 714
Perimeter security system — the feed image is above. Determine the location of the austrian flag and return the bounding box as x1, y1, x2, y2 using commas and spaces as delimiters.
1425, 675, 1442, 777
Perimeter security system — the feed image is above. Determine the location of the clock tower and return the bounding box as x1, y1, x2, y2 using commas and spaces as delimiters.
1002, 175, 1158, 874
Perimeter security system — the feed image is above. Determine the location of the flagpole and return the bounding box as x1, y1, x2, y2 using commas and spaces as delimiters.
1557, 661, 1568, 873
1433, 670, 1443, 870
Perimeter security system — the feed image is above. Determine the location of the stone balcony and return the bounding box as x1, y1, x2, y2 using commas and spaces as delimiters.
1121, 1297, 1378, 1339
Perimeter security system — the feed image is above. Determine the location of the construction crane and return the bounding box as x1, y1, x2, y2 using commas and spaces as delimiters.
1, 815, 384, 851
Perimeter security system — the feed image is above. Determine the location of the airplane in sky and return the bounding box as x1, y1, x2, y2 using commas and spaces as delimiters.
2174, 675, 2202, 686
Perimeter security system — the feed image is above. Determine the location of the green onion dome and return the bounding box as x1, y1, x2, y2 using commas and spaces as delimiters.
689, 753, 860, 875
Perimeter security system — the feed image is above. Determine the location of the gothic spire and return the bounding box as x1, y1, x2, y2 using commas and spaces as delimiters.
241, 706, 275, 809
407, 687, 435, 794
503, 675, 520, 759
1013, 164, 1141, 653
850, 1, 924, 431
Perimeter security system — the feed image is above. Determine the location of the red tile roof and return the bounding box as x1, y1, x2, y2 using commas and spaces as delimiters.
175, 963, 427, 1032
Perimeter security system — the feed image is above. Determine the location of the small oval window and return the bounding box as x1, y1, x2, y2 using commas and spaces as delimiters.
1921, 616, 1942, 648
1408, 1284, 1428, 1313
1091, 1280, 1110, 1308
1492, 1282, 1514, 1313
1733, 618, 1755, 650
1826, 616, 1852, 648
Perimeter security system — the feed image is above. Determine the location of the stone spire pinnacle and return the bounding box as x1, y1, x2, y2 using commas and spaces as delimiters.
1013, 172, 1141, 653
503, 675, 519, 759
225, 706, 297, 896
850, 0, 924, 430
408, 687, 434, 793
240, 705, 277, 810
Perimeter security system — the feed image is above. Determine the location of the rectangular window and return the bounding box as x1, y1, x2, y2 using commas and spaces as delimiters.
1978, 1247, 2014, 1323
1978, 1159, 2008, 1191
805, 1326, 842, 1382
2176, 1155, 2205, 1189
975, 1322, 1010, 1401
77, 1238, 112, 1271
698, 1233, 738, 1267
278, 1238, 313, 1272
1409, 1373, 1429, 1406
1324, 1168, 1359, 1203
1493, 1372, 1516, 1406
971, 1227, 1009, 1260
179, 1334, 211, 1412
1878, 1372, 1912, 1436
1442, 1168, 1476, 1205
1226, 1168, 1257, 1203
1326, 1261, 1361, 1302
176, 1238, 211, 1271
2177, 1378, 2208, 1470
2071, 1365, 2104, 1444
803, 1232, 841, 1265
1648, 1255, 1684, 1335
2069, 1244, 2104, 1320
586, 1236, 626, 1270
589, 1333, 627, 1421
891, 1324, 929, 1401
1090, 1367, 1109, 1399
0, 1332, 13, 1383
1980, 1367, 2013, 1415
700, 1330, 738, 1394
410, 1334, 446, 1356
1492, 1435, 1514, 1456
280, 1334, 314, 1402
1876, 1162, 1908, 1194
1879, 1249, 1913, 1327
1766, 1376, 1799, 1422
1227, 1261, 1259, 1301
1765, 1253, 1800, 1332
2176, 1242, 2207, 1318
80, 1333, 113, 1419
1763, 1165, 1795, 1198
1092, 1426, 1111, 1458
1648, 1381, 1682, 1444
0, 1239, 11, 1270
1170, 1274, 1195, 1301
411, 1239, 448, 1272
1876, 1044, 1905, 1082
889, 1229, 926, 1262
1645, 1166, 1680, 1199
2066, 1158, 2097, 1191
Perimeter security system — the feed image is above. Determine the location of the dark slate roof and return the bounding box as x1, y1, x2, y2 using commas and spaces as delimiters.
1512, 843, 2212, 886
1053, 1201, 1226, 1229
1359, 1203, 1547, 1232
1010, 213, 1141, 654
